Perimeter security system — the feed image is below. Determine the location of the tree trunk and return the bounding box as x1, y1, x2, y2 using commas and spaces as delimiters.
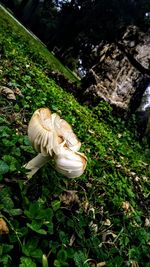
81, 25, 150, 115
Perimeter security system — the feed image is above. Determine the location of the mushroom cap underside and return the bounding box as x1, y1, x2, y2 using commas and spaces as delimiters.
28, 108, 81, 156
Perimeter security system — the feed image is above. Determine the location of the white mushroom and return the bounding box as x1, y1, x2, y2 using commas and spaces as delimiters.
55, 149, 87, 178
24, 153, 50, 178
24, 108, 87, 178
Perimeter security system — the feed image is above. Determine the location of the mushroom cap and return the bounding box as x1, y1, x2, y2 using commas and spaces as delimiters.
55, 148, 87, 178
28, 108, 55, 156
53, 113, 81, 151
28, 108, 81, 157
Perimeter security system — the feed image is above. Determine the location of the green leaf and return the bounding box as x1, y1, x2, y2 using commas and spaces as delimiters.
1, 244, 13, 254
27, 221, 47, 235
24, 203, 40, 218
57, 249, 67, 263
45, 221, 53, 235
54, 260, 61, 267
2, 155, 19, 172
14, 104, 20, 112
51, 200, 61, 211
59, 231, 69, 244
19, 257, 36, 267
110, 256, 123, 267
74, 251, 88, 267
42, 255, 49, 267
9, 208, 22, 216
20, 145, 34, 153
0, 160, 9, 175
0, 188, 14, 212
23, 136, 31, 146
35, 208, 53, 220
2, 139, 15, 147
30, 249, 43, 259
0, 126, 11, 137
0, 117, 7, 124
22, 238, 43, 259
55, 210, 65, 223
25, 202, 53, 220
11, 147, 21, 156
0, 255, 12, 265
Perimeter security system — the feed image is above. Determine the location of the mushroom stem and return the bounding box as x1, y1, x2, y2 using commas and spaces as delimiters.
24, 153, 50, 179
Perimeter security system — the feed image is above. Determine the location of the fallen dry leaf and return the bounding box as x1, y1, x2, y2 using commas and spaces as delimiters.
97, 262, 106, 267
122, 201, 130, 212
60, 190, 79, 206
103, 219, 111, 226
84, 258, 97, 267
102, 230, 117, 242
145, 218, 150, 227
130, 260, 139, 267
69, 234, 76, 246
83, 201, 90, 212
0, 218, 9, 234
0, 86, 16, 100
122, 201, 135, 216
89, 222, 98, 234
84, 259, 106, 267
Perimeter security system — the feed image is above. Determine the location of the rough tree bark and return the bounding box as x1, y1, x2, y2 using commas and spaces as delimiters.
82, 25, 150, 115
